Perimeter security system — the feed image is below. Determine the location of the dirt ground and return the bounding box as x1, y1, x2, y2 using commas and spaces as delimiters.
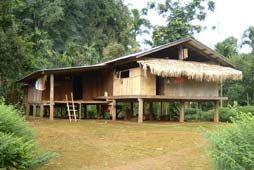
30, 119, 220, 170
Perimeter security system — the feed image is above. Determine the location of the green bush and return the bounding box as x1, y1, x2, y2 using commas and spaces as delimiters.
206, 113, 254, 170
238, 105, 254, 114
0, 103, 55, 169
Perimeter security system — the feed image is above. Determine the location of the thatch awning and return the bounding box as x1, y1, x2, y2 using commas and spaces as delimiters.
138, 59, 242, 82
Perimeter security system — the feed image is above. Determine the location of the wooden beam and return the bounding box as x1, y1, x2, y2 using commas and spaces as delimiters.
179, 101, 185, 123
160, 101, 163, 120
40, 104, 44, 118
50, 74, 54, 120
214, 100, 219, 123
33, 105, 36, 117
130, 102, 134, 120
138, 98, 144, 123
111, 100, 116, 121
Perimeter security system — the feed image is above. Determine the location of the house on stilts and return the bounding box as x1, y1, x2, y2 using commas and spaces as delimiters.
18, 37, 242, 123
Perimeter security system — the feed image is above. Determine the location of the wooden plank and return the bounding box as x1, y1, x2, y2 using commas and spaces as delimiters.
50, 74, 54, 120
111, 100, 116, 121
138, 98, 143, 123
97, 105, 100, 119
179, 101, 185, 123
214, 100, 219, 123
96, 95, 228, 101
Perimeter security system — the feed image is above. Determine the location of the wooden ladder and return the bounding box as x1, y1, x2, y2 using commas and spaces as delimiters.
65, 92, 77, 122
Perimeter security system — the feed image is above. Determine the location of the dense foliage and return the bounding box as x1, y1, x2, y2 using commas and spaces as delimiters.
0, 103, 54, 169
206, 112, 254, 170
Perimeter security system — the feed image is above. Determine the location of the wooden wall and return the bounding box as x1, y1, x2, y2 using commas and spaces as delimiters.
113, 67, 156, 96
28, 86, 41, 103
162, 79, 219, 97
82, 69, 113, 100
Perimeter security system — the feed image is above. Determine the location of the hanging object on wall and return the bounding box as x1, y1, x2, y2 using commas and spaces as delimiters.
178, 46, 189, 60
173, 77, 186, 84
35, 75, 47, 91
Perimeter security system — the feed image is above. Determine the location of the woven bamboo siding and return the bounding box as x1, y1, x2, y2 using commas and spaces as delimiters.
28, 86, 41, 103
113, 67, 156, 96
163, 79, 219, 97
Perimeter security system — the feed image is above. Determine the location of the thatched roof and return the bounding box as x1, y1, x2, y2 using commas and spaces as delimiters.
138, 59, 242, 82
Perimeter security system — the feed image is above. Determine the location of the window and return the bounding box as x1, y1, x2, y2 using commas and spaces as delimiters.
120, 70, 129, 78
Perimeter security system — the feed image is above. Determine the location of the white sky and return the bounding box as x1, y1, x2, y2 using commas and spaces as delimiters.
125, 0, 254, 53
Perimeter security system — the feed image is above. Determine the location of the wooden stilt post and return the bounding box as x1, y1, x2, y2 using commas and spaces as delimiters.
138, 98, 144, 123
111, 100, 116, 121
97, 105, 100, 119
33, 105, 36, 117
84, 104, 87, 119
214, 100, 219, 123
160, 101, 163, 120
40, 103, 44, 118
79, 103, 82, 120
149, 102, 154, 120
26, 104, 30, 117
179, 101, 185, 123
50, 74, 54, 120
130, 102, 134, 120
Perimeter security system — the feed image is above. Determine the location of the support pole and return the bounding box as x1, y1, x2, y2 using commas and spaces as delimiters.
111, 100, 116, 121
33, 105, 36, 117
160, 101, 163, 120
97, 105, 100, 119
79, 103, 82, 120
26, 104, 30, 117
84, 105, 87, 119
50, 74, 54, 120
214, 100, 219, 123
149, 102, 154, 120
179, 101, 185, 123
130, 102, 134, 120
138, 98, 144, 123
40, 103, 44, 118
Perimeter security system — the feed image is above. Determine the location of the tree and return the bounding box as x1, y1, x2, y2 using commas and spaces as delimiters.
215, 36, 238, 58
130, 8, 151, 41
242, 26, 254, 54
147, 0, 215, 46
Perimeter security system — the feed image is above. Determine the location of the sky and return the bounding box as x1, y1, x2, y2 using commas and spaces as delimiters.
124, 0, 254, 53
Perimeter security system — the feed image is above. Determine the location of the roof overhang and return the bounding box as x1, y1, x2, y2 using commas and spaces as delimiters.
138, 59, 242, 82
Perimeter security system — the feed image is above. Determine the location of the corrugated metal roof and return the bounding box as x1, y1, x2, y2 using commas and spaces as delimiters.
18, 37, 235, 82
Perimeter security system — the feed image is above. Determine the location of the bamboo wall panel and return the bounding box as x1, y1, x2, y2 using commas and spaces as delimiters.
163, 79, 219, 97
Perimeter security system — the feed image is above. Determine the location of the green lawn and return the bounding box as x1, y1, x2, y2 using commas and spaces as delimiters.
30, 119, 222, 170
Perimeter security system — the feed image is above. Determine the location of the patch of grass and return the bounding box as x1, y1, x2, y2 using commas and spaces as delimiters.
31, 119, 223, 170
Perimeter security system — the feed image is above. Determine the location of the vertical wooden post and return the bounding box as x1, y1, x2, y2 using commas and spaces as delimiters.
149, 102, 154, 120
79, 103, 82, 120
220, 80, 223, 107
50, 74, 54, 120
84, 104, 87, 119
179, 101, 185, 123
97, 105, 100, 119
160, 101, 163, 120
26, 104, 30, 117
111, 100, 116, 121
214, 100, 219, 123
33, 105, 36, 117
40, 103, 44, 118
130, 102, 134, 120
138, 98, 144, 123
